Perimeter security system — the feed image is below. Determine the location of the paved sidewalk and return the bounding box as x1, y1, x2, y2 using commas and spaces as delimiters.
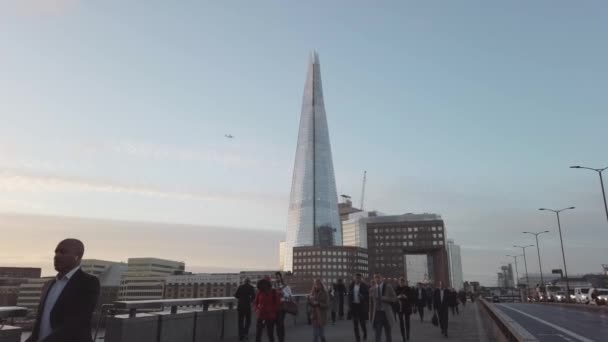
232, 302, 488, 342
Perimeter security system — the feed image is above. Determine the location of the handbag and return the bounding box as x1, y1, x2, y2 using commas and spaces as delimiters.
283, 300, 298, 315
432, 312, 439, 326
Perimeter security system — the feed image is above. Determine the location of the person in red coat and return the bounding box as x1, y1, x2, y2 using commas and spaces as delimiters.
254, 278, 281, 342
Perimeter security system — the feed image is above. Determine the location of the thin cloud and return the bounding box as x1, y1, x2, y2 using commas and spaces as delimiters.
77, 140, 278, 168
0, 170, 283, 203
3, 0, 79, 16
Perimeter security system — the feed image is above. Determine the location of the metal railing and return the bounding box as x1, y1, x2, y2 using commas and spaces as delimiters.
0, 307, 28, 329
112, 294, 308, 318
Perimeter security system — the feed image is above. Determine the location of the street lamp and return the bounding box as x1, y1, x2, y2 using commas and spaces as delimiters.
506, 254, 522, 287
513, 245, 534, 290
570, 165, 608, 226
539, 206, 575, 298
523, 230, 550, 288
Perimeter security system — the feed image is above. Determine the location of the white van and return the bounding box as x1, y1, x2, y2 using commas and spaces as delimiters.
574, 287, 592, 304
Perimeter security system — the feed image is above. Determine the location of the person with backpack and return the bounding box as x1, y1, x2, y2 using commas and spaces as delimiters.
254, 278, 280, 342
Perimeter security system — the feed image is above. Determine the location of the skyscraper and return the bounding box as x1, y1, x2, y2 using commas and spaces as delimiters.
283, 52, 341, 272
447, 239, 464, 290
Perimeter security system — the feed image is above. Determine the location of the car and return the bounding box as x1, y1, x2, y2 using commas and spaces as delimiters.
554, 291, 567, 302
492, 295, 500, 303
574, 287, 592, 304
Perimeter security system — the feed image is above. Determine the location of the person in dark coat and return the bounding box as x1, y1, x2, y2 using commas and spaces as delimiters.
425, 285, 434, 311
448, 288, 459, 316
348, 273, 369, 342
458, 290, 467, 308
26, 239, 100, 342
395, 278, 413, 342
334, 278, 347, 319
433, 281, 450, 337
414, 283, 428, 323
235, 277, 256, 341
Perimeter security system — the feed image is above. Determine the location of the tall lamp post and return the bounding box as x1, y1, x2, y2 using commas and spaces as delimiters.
523, 230, 550, 288
513, 245, 534, 290
506, 254, 522, 287
570, 165, 608, 226
539, 207, 575, 298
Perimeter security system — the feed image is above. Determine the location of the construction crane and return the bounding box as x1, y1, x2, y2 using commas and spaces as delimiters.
360, 170, 367, 210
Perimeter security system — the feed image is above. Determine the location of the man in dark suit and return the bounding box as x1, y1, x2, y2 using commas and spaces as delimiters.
26, 239, 100, 342
234, 277, 256, 341
348, 273, 369, 342
433, 281, 450, 337
414, 282, 428, 322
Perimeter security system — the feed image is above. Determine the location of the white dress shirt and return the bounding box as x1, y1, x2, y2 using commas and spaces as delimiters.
440, 289, 445, 303
38, 266, 80, 342
353, 284, 361, 304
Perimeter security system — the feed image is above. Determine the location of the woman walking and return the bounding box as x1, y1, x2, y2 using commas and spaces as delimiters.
395, 277, 413, 342
309, 279, 329, 342
254, 277, 281, 342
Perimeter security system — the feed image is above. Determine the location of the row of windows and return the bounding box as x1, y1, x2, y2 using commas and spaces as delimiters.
373, 226, 443, 234
295, 270, 363, 277
372, 240, 444, 247
293, 264, 368, 270
295, 250, 367, 258
372, 233, 443, 240
295, 258, 368, 265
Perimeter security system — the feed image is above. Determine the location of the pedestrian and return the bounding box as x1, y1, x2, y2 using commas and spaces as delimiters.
25, 239, 100, 342
433, 281, 450, 338
449, 288, 459, 316
425, 285, 434, 312
309, 279, 329, 342
414, 283, 427, 323
273, 272, 293, 342
329, 283, 338, 325
348, 273, 369, 342
334, 278, 347, 319
254, 277, 280, 342
369, 272, 397, 342
235, 277, 256, 341
395, 277, 413, 342
458, 290, 467, 308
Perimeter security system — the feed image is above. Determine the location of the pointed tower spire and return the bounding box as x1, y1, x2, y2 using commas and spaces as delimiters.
283, 53, 341, 272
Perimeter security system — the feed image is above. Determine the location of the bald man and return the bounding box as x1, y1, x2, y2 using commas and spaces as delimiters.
26, 239, 100, 342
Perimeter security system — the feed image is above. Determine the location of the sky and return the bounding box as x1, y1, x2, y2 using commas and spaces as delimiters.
1, 1, 607, 285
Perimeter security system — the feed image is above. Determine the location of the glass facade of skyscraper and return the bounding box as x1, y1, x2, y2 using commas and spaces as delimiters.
283, 52, 341, 271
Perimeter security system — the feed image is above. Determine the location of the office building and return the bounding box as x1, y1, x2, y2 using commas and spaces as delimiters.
81, 259, 126, 277
447, 239, 464, 290
342, 210, 382, 249
290, 246, 368, 293
164, 273, 239, 299
366, 213, 450, 285
284, 52, 342, 272
17, 278, 54, 313
118, 258, 185, 301
0, 267, 41, 279
279, 241, 286, 270
239, 271, 281, 285
0, 267, 41, 306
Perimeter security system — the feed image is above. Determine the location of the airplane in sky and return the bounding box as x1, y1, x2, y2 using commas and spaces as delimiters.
224, 134, 234, 139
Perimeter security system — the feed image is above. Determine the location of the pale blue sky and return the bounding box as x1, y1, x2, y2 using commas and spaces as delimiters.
1, 1, 607, 283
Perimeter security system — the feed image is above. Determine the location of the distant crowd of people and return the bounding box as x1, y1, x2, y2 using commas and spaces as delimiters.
235, 272, 473, 342
22, 238, 475, 342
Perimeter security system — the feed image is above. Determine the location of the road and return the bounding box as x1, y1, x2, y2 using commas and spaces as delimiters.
496, 303, 608, 342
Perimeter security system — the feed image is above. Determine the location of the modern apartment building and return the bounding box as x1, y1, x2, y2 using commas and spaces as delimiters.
118, 258, 185, 301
